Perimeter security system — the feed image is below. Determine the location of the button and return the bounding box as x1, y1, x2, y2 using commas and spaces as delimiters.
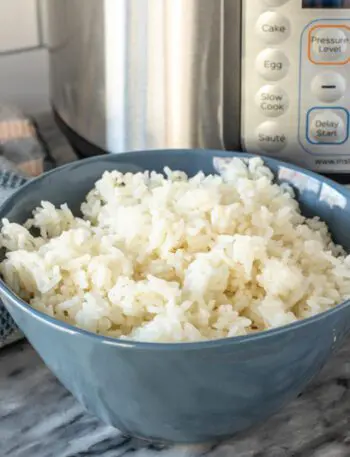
264, 0, 289, 5
255, 85, 289, 117
309, 26, 350, 64
256, 12, 290, 44
308, 109, 347, 144
256, 121, 288, 152
256, 49, 289, 81
311, 72, 346, 103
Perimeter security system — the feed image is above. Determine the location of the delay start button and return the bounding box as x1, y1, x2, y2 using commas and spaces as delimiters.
256, 121, 288, 153
256, 85, 289, 117
308, 109, 348, 144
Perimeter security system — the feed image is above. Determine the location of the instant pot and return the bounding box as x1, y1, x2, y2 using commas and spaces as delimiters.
47, 0, 350, 178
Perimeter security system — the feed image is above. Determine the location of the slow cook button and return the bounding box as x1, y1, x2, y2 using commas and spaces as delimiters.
256, 49, 290, 81
308, 110, 346, 144
256, 11, 290, 44
256, 121, 288, 152
255, 85, 289, 117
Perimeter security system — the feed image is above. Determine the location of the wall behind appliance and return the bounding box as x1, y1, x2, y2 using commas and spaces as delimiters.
0, 0, 49, 113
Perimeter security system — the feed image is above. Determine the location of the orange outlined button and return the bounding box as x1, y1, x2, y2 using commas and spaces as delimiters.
308, 25, 350, 65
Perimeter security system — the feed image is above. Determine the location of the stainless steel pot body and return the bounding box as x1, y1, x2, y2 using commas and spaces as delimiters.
47, 0, 241, 154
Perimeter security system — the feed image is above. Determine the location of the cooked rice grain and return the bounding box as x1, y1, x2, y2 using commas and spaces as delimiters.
1, 157, 350, 342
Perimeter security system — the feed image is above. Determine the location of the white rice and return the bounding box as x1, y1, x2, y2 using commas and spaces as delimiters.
1, 157, 350, 343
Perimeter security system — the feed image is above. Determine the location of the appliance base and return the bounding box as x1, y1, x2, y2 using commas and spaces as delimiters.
53, 109, 350, 184
53, 109, 106, 158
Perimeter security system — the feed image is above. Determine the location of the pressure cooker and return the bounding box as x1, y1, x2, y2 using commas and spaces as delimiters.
47, 0, 350, 178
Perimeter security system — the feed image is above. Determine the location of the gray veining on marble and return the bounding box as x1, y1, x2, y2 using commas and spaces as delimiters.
1, 339, 350, 457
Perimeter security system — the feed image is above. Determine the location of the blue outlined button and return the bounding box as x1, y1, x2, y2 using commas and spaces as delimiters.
306, 107, 349, 145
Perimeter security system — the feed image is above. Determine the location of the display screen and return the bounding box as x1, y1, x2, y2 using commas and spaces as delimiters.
303, 0, 350, 7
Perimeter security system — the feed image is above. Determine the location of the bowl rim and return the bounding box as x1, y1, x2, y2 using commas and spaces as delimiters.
1, 148, 350, 351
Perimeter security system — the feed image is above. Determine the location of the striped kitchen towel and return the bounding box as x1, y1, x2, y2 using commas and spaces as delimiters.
0, 106, 43, 348
0, 105, 47, 348
0, 106, 78, 349
0, 170, 28, 347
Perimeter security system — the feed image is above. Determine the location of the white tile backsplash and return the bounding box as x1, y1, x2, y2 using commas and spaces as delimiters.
0, 0, 49, 113
0, 0, 39, 52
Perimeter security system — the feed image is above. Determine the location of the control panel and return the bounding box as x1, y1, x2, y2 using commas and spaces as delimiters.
241, 0, 350, 173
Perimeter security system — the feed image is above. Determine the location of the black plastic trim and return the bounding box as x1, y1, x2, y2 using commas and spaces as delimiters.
53, 108, 106, 158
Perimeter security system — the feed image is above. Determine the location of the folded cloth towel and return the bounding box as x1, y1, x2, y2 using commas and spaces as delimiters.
0, 105, 46, 348
0, 171, 28, 347
0, 104, 77, 349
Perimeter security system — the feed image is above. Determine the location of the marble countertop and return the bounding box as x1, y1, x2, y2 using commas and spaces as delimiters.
1, 113, 350, 456
1, 339, 350, 457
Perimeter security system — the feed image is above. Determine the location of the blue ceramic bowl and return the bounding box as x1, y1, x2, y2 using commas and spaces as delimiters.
1, 150, 350, 443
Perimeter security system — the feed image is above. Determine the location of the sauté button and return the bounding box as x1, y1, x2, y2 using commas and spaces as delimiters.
256, 121, 288, 152
255, 85, 289, 117
256, 49, 290, 81
308, 110, 347, 144
311, 72, 346, 103
256, 12, 290, 44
